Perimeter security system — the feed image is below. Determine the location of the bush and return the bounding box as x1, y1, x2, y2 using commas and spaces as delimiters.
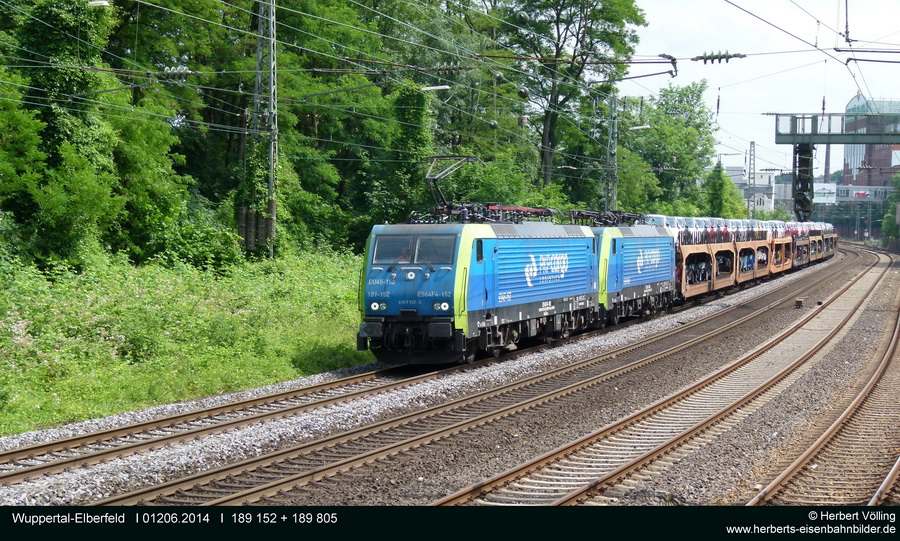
0, 249, 371, 436
151, 218, 244, 271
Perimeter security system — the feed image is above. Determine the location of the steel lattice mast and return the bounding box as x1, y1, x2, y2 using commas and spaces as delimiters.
251, 0, 278, 256
748, 141, 756, 218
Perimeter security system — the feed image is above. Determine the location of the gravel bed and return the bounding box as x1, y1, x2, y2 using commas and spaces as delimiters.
616, 264, 899, 506
274, 257, 879, 507
0, 255, 886, 507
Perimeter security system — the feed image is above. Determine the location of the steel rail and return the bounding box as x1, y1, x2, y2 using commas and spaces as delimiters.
0, 365, 455, 485
556, 250, 893, 506
870, 455, 900, 506
431, 249, 884, 506
747, 267, 900, 506
94, 253, 855, 506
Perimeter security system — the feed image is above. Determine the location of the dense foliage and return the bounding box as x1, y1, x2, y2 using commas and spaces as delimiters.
0, 1, 735, 434
0, 0, 728, 266
880, 174, 900, 241
0, 250, 368, 435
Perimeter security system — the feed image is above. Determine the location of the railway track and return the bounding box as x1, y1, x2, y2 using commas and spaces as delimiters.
0, 299, 735, 489
431, 249, 891, 506
746, 281, 900, 506
877, 459, 900, 505
0, 251, 853, 494
83, 252, 864, 506
0, 365, 439, 485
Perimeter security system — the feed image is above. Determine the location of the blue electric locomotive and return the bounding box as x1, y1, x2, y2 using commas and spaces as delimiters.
592, 224, 677, 324
357, 220, 599, 364
357, 201, 836, 364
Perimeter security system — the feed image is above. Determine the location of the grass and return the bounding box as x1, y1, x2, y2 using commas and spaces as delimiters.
0, 250, 373, 436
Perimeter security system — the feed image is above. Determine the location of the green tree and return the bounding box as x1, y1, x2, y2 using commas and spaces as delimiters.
0, 65, 48, 260
0, 0, 729, 263
702, 161, 746, 218
499, 0, 645, 188
104, 91, 197, 263
616, 147, 662, 213
431, 146, 534, 205
881, 173, 900, 240
11, 0, 219, 266
357, 83, 435, 227
17, 0, 116, 166
754, 206, 792, 222
632, 81, 716, 201
28, 142, 125, 264
9, 0, 122, 264
272, 0, 405, 251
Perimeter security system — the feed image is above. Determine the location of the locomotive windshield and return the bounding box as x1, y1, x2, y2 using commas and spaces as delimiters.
373, 235, 413, 264
415, 235, 455, 265
372, 235, 455, 265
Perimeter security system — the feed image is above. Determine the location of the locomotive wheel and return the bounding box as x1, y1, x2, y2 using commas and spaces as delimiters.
542, 327, 554, 345
463, 342, 477, 363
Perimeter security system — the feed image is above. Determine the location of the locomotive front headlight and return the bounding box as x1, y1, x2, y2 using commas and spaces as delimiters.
370, 302, 380, 311
432, 301, 451, 311
369, 302, 387, 311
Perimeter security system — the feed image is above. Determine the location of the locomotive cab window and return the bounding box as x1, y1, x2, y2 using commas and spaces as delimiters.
372, 235, 456, 265
415, 235, 456, 265
372, 236, 414, 264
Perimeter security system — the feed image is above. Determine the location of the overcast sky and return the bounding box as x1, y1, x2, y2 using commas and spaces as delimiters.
618, 0, 900, 181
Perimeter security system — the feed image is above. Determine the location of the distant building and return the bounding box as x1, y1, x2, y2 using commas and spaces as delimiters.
815, 183, 893, 242
813, 93, 900, 240
843, 94, 900, 186
743, 170, 776, 213
718, 165, 776, 215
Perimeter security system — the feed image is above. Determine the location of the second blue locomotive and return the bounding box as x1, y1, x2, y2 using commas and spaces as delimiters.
357, 209, 676, 364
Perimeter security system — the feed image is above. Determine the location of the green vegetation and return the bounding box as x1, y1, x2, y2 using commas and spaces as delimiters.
0, 1, 746, 436
880, 174, 900, 241
0, 0, 733, 263
0, 250, 370, 436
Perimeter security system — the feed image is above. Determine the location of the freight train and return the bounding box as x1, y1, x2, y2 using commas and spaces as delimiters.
356, 204, 837, 364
